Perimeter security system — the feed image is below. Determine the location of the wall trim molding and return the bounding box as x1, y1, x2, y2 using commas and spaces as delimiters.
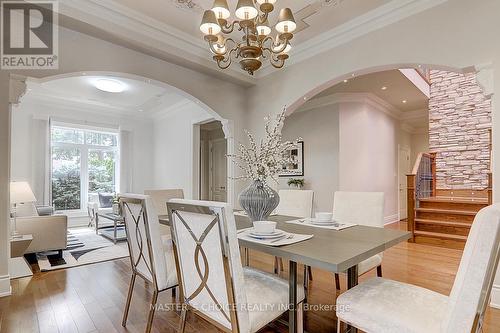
0, 274, 12, 298
491, 285, 500, 309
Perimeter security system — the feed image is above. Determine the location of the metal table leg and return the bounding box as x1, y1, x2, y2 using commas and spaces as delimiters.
289, 260, 298, 333
345, 265, 359, 333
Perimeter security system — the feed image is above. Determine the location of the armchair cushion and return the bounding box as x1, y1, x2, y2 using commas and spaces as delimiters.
98, 193, 114, 208
336, 277, 448, 333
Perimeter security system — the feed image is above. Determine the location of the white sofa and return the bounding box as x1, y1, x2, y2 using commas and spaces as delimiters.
15, 203, 68, 254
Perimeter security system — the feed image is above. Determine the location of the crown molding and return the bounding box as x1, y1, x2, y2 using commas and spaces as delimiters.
59, 0, 255, 85
150, 99, 196, 120
256, 0, 449, 78
60, 0, 448, 81
298, 92, 403, 119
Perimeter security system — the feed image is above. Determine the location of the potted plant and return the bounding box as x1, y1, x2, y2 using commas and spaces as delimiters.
287, 178, 304, 189
229, 108, 301, 221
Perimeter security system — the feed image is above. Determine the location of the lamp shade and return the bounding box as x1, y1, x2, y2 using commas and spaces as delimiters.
235, 0, 258, 20
256, 19, 272, 36
10, 181, 36, 204
200, 10, 221, 35
211, 0, 230, 20
275, 8, 296, 33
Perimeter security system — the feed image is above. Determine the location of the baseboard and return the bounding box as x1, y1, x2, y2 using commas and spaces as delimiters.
490, 284, 500, 309
384, 214, 400, 226
0, 274, 12, 298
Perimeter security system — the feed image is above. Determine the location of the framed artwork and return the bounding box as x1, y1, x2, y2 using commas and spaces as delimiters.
279, 141, 304, 177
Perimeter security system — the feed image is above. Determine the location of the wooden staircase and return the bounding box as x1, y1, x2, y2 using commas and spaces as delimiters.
407, 153, 492, 250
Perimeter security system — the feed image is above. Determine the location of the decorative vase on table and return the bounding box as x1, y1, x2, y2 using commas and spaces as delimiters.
239, 180, 280, 222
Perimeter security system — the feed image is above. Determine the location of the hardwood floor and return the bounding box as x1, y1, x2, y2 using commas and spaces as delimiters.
1, 221, 499, 333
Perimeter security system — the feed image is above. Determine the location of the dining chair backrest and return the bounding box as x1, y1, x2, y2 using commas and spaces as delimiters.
144, 189, 184, 215
332, 191, 385, 227
441, 204, 500, 333
120, 193, 177, 291
167, 199, 250, 333
275, 189, 314, 218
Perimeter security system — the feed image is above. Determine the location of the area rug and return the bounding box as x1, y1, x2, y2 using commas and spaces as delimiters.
36, 227, 129, 271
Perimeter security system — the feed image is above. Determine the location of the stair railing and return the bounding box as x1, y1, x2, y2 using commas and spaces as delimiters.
407, 152, 436, 241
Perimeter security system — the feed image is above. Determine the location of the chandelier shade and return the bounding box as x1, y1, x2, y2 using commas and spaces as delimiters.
200, 0, 297, 75
200, 10, 221, 35
211, 0, 230, 20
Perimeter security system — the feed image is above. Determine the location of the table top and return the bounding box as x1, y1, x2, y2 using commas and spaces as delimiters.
158, 214, 411, 273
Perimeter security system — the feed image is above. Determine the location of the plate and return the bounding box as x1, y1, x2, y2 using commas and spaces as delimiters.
310, 218, 337, 224
248, 229, 286, 239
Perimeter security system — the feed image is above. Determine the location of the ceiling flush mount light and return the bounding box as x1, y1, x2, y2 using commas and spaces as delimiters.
381, 86, 387, 90
402, 100, 407, 104
94, 78, 126, 93
200, 0, 296, 75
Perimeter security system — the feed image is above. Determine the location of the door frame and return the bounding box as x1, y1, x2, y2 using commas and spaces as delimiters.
398, 145, 411, 221
209, 137, 227, 201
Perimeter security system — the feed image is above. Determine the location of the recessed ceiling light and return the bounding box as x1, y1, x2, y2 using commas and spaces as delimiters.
94, 78, 126, 93
343, 79, 348, 83
138, 109, 144, 112
402, 100, 407, 104
381, 86, 387, 90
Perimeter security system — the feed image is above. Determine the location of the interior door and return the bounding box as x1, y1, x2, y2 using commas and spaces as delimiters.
399, 147, 411, 220
209, 138, 227, 202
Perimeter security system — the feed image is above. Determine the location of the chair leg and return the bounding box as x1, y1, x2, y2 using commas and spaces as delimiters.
179, 305, 188, 333
377, 265, 382, 277
279, 258, 284, 272
274, 257, 279, 274
307, 265, 313, 281
297, 302, 304, 333
145, 289, 159, 333
172, 286, 176, 298
337, 318, 341, 333
122, 272, 137, 327
335, 273, 341, 290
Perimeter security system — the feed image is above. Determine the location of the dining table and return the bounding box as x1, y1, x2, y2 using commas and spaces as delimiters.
159, 213, 411, 333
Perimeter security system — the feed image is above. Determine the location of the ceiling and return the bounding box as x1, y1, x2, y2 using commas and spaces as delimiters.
22, 75, 189, 117
59, 0, 444, 84
307, 69, 429, 131
116, 0, 391, 47
315, 69, 429, 112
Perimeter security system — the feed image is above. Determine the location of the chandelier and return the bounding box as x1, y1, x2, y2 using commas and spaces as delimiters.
199, 0, 296, 75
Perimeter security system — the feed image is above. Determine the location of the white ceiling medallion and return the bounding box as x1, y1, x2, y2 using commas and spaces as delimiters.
171, 0, 202, 11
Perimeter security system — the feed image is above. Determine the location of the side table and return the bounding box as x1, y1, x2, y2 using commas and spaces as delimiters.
10, 234, 34, 279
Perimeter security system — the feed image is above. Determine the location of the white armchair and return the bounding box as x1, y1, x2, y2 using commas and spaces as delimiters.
15, 202, 68, 255
87, 193, 113, 228
336, 203, 500, 333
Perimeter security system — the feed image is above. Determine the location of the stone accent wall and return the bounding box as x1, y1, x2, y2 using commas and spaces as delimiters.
429, 70, 492, 189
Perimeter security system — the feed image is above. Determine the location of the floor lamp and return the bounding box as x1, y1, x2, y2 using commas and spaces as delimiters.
10, 181, 37, 239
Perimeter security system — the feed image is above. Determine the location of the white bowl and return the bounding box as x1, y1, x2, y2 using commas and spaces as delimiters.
315, 212, 333, 222
253, 221, 277, 234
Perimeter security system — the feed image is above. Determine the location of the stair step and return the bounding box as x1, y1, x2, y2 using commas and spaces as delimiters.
419, 197, 487, 211
416, 207, 477, 215
414, 230, 467, 250
415, 219, 471, 236
416, 208, 476, 223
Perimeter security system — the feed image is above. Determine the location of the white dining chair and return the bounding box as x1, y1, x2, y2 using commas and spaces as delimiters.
167, 199, 306, 333
274, 189, 314, 283
144, 189, 184, 215
332, 191, 385, 290
119, 194, 178, 333
336, 203, 500, 333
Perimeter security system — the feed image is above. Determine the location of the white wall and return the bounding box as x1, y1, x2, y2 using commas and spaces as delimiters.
281, 99, 406, 223
10, 100, 155, 196
339, 102, 399, 223
410, 132, 430, 167
151, 103, 213, 198
281, 104, 340, 213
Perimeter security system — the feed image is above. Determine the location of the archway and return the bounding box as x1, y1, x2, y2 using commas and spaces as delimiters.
9, 71, 236, 206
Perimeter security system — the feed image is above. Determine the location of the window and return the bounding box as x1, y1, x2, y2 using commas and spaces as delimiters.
51, 124, 119, 211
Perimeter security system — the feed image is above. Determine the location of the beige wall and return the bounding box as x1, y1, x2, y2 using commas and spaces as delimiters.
281, 104, 340, 213
410, 132, 430, 168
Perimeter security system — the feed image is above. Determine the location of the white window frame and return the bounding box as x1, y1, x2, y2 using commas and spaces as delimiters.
50, 122, 120, 213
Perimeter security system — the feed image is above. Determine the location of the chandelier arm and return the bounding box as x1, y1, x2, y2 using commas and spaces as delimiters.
208, 38, 236, 56
270, 56, 286, 69
270, 39, 290, 55
220, 20, 240, 34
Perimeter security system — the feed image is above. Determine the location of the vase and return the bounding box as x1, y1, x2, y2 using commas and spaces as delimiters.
239, 180, 280, 222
